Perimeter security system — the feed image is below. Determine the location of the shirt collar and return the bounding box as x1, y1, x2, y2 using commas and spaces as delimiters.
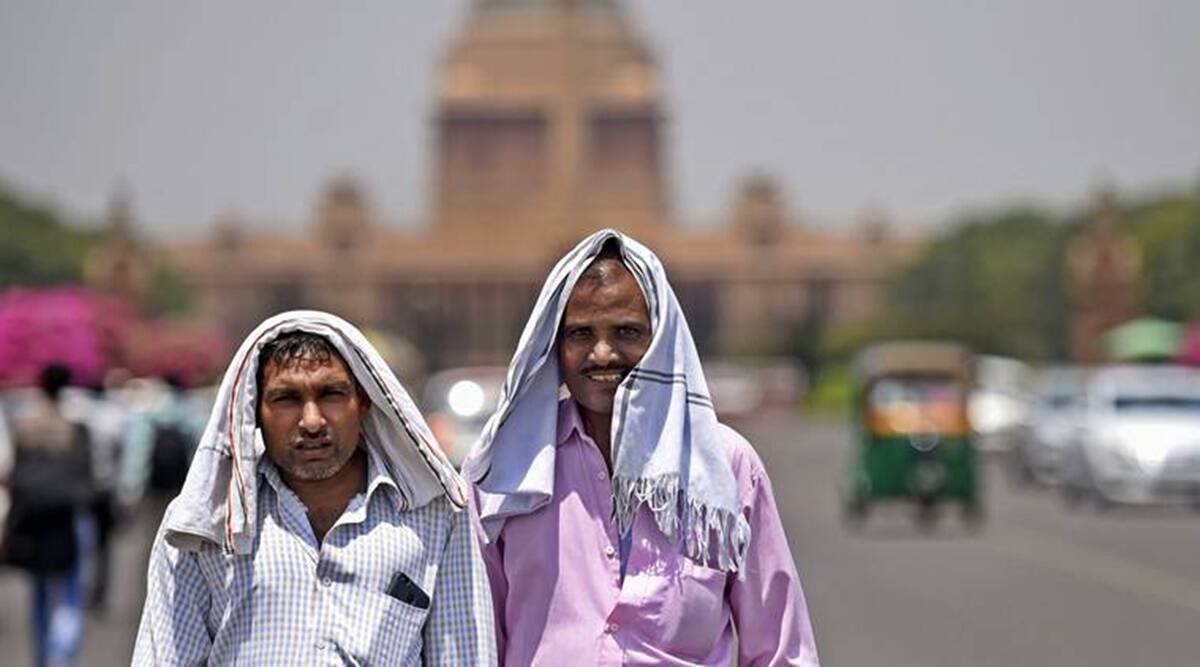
257, 442, 402, 509
556, 397, 586, 446
362, 443, 403, 509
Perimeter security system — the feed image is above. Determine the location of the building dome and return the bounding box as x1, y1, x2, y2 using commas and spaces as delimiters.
436, 0, 663, 241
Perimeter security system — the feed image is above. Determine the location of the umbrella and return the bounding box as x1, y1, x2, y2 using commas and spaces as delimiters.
1102, 317, 1183, 364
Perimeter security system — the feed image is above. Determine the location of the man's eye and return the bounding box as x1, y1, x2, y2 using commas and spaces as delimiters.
619, 327, 645, 338
270, 394, 299, 404
566, 329, 591, 340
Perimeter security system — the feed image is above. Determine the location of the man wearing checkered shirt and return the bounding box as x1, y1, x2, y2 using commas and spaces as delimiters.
132, 312, 495, 665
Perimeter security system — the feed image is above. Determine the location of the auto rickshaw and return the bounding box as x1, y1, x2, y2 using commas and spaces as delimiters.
842, 341, 982, 529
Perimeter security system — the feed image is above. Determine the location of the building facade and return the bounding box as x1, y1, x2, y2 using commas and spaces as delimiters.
158, 0, 919, 369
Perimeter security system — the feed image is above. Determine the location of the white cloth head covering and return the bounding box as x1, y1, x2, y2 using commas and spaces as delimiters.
463, 229, 750, 572
161, 310, 466, 554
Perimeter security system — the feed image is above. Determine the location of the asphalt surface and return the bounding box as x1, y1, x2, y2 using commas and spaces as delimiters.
2, 412, 1198, 666
749, 413, 1200, 667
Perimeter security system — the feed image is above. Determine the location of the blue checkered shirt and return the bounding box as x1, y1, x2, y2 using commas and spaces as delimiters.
132, 448, 496, 665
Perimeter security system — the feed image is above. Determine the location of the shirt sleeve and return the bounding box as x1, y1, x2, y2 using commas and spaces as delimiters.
470, 487, 509, 661
728, 450, 821, 666
423, 503, 498, 666
131, 533, 212, 666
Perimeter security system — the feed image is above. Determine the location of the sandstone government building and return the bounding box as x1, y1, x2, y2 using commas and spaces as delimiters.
97, 0, 917, 370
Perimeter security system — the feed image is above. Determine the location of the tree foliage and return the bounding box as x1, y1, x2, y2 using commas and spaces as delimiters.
1121, 193, 1200, 322
887, 206, 1073, 361
145, 263, 193, 317
0, 182, 97, 288
837, 185, 1200, 365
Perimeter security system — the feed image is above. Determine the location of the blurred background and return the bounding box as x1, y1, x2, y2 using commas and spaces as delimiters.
1, 1, 1199, 665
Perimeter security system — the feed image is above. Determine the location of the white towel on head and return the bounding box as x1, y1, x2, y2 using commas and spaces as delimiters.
463, 229, 750, 573
161, 310, 466, 554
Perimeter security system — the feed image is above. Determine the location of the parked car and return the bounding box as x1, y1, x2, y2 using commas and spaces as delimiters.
702, 359, 807, 422
1060, 365, 1200, 507
969, 355, 1032, 453
702, 361, 765, 422
1010, 366, 1086, 486
421, 366, 507, 468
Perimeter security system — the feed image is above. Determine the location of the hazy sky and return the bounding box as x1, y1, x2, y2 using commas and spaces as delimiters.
1, 1, 1197, 238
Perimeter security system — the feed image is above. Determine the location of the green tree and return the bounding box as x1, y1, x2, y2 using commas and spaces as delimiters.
887, 206, 1072, 361
0, 182, 97, 287
145, 263, 193, 316
1121, 194, 1200, 322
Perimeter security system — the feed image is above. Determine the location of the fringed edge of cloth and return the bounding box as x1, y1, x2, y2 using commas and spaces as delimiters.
613, 473, 751, 575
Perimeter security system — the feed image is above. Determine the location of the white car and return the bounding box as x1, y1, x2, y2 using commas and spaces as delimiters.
421, 366, 506, 468
703, 359, 807, 421
1012, 367, 1086, 485
1061, 365, 1200, 506
969, 355, 1032, 453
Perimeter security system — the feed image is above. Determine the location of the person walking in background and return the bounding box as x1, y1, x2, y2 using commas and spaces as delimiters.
465, 230, 820, 666
0, 395, 14, 540
60, 382, 130, 611
132, 310, 494, 665
2, 364, 95, 667
116, 372, 207, 611
117, 374, 205, 513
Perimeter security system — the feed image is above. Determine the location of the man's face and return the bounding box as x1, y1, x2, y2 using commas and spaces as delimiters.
558, 260, 652, 420
258, 352, 369, 484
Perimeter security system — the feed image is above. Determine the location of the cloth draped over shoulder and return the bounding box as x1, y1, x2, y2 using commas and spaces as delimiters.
462, 229, 750, 573
161, 310, 466, 555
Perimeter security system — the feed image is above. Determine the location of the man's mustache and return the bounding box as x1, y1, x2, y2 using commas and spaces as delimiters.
581, 366, 632, 377
293, 433, 331, 446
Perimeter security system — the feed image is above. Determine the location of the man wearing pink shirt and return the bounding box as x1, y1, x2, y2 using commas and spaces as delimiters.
464, 230, 820, 666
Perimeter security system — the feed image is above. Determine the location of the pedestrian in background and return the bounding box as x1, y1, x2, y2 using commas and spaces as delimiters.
0, 395, 14, 539
116, 372, 205, 608
132, 310, 495, 665
3, 364, 95, 667
465, 230, 819, 665
117, 373, 205, 512
60, 381, 129, 611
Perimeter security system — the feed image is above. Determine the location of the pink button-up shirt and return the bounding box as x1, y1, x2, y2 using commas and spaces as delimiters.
475, 399, 819, 666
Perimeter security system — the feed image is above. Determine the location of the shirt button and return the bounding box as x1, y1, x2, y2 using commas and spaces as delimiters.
606, 622, 618, 634
605, 545, 616, 558
321, 577, 332, 588
315, 640, 326, 651
596, 471, 607, 481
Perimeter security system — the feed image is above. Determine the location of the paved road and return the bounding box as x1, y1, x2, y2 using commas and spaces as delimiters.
2, 412, 1198, 665
0, 501, 158, 666
745, 413, 1200, 667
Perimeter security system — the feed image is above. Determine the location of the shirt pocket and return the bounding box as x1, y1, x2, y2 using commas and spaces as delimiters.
335, 584, 430, 666
653, 558, 730, 660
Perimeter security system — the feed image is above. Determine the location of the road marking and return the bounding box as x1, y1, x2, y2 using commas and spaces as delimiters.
984, 526, 1200, 616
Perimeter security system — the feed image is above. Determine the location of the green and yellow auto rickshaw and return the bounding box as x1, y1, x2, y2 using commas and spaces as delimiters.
842, 341, 982, 529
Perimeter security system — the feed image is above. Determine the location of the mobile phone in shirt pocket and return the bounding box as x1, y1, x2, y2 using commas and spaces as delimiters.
339, 580, 431, 662
386, 571, 431, 609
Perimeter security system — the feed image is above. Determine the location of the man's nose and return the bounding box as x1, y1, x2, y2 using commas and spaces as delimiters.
299, 400, 326, 434
589, 338, 619, 365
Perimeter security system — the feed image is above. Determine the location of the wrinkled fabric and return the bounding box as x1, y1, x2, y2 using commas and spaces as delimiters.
476, 399, 820, 666
135, 448, 496, 665
464, 229, 749, 572
161, 310, 465, 555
